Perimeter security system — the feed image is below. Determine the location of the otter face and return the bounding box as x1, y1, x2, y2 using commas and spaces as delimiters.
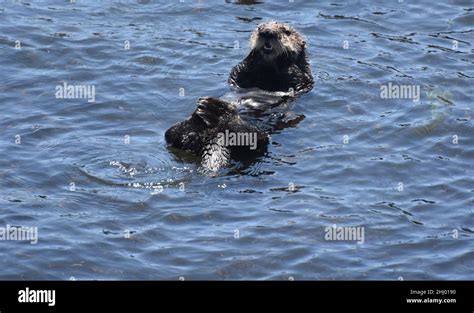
250, 21, 305, 62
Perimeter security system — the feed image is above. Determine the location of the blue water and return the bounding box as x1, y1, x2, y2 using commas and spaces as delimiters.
0, 0, 473, 280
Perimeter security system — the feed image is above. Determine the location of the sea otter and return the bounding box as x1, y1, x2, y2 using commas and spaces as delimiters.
165, 97, 269, 170
229, 21, 313, 96
165, 21, 313, 171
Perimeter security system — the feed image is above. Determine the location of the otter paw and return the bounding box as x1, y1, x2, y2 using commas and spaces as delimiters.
195, 97, 236, 127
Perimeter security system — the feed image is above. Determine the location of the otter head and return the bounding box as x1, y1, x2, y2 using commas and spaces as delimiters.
249, 21, 305, 63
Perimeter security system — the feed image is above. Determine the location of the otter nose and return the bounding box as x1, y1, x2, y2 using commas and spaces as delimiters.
259, 29, 276, 39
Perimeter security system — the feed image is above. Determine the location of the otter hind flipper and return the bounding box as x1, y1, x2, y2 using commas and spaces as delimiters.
194, 97, 236, 171
201, 137, 230, 172
195, 97, 236, 127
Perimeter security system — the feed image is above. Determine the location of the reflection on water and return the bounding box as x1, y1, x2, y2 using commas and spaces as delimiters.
0, 0, 473, 280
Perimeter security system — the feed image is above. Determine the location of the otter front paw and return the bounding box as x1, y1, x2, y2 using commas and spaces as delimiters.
195, 97, 237, 127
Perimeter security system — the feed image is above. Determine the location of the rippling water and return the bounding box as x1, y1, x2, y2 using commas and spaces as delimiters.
0, 0, 473, 280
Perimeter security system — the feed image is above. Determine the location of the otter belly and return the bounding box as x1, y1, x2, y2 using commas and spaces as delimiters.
221, 88, 293, 112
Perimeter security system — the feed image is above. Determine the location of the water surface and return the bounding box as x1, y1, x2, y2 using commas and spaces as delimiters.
0, 0, 473, 279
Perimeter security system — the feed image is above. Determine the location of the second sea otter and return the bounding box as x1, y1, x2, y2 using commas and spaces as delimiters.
229, 21, 313, 95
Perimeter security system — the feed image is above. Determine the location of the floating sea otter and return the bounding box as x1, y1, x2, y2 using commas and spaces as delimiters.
165, 21, 314, 171
229, 21, 313, 94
